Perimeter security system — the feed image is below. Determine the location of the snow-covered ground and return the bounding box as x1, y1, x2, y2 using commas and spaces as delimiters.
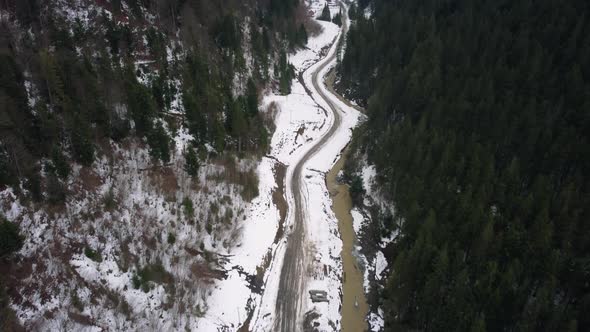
2, 125, 267, 330
202, 2, 354, 330
190, 157, 278, 330
248, 1, 364, 330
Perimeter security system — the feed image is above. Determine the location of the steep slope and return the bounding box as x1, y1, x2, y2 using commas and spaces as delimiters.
0, 0, 316, 330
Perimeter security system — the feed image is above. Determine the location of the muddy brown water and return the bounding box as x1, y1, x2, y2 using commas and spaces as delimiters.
327, 151, 368, 332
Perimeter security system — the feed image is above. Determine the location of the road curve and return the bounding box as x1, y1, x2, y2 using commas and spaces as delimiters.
274, 4, 349, 331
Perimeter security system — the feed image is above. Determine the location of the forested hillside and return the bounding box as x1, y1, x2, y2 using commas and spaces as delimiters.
0, 0, 316, 329
1, 0, 308, 194
339, 0, 590, 330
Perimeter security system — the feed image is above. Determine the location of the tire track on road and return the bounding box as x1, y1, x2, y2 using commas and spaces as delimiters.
275, 3, 349, 331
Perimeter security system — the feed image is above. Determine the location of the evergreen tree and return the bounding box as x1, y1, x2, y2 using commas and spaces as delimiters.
318, 3, 331, 21
246, 77, 258, 117
125, 68, 156, 136
182, 90, 208, 144
50, 146, 70, 179
332, 9, 342, 26
23, 171, 42, 203
213, 14, 241, 51
0, 148, 17, 189
69, 116, 95, 166
0, 217, 23, 258
147, 122, 171, 164
230, 99, 247, 152
184, 146, 199, 176
278, 50, 293, 95
297, 23, 308, 46
38, 49, 64, 109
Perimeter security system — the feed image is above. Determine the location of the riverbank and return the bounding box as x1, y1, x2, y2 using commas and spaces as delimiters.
326, 148, 369, 331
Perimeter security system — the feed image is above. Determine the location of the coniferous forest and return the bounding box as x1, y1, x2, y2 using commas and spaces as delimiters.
339, 0, 590, 331
0, 0, 307, 199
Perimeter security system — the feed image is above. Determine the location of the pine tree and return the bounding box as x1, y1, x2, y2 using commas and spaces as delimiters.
318, 3, 331, 21
0, 217, 23, 258
246, 77, 259, 117
0, 151, 13, 188
70, 116, 95, 166
125, 68, 156, 136
278, 51, 293, 95
184, 147, 199, 176
24, 171, 42, 203
332, 9, 342, 26
182, 91, 207, 144
230, 100, 247, 152
279, 73, 291, 95
147, 122, 172, 164
50, 146, 70, 179
297, 23, 308, 46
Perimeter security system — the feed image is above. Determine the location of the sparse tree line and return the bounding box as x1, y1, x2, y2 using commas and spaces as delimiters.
339, 0, 590, 331
317, 2, 342, 26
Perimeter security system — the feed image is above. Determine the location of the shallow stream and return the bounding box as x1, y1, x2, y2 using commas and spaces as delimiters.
326, 151, 368, 332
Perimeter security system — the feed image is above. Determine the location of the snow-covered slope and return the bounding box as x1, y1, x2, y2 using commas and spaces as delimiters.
0, 0, 361, 331
2, 127, 268, 330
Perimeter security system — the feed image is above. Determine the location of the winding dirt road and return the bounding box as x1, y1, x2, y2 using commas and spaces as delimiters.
274, 4, 349, 331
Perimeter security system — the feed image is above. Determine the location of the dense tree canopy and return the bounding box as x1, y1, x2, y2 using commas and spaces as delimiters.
0, 217, 23, 258
340, 0, 590, 330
